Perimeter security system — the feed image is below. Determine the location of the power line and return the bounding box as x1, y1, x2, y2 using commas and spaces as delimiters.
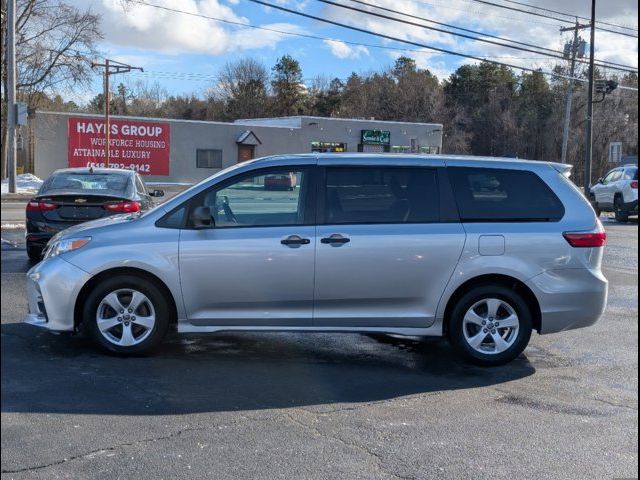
481, 0, 638, 33
130, 0, 638, 90
248, 0, 638, 89
466, 0, 638, 38
326, 0, 637, 72
126, 1, 569, 65
410, 0, 563, 28
341, 0, 565, 55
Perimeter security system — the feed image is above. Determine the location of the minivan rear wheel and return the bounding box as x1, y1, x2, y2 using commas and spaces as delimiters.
448, 285, 532, 366
83, 275, 170, 355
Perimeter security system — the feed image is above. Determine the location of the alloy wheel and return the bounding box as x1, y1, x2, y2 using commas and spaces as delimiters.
96, 289, 156, 347
462, 298, 520, 355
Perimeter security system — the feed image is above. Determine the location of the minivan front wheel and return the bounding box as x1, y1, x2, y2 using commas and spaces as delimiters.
83, 275, 170, 355
448, 285, 532, 366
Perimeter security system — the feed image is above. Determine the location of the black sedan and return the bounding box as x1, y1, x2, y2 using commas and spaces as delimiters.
26, 168, 164, 260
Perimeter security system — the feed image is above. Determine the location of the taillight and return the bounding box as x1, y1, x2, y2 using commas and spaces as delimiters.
563, 231, 607, 248
631, 180, 638, 189
26, 200, 57, 212
103, 201, 141, 213
563, 219, 606, 248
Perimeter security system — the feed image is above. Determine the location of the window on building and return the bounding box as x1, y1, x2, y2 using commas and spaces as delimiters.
449, 167, 565, 222
420, 146, 440, 154
391, 146, 411, 153
197, 149, 223, 168
324, 167, 439, 224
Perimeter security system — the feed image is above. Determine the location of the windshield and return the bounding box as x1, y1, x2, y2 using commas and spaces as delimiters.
39, 172, 131, 196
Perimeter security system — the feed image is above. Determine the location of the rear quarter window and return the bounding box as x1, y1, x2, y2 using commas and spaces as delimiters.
449, 167, 565, 222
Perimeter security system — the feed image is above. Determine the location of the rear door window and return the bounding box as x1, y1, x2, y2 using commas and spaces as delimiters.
449, 167, 564, 222
324, 167, 439, 224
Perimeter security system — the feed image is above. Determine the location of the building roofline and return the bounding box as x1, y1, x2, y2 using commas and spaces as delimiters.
36, 111, 444, 130
34, 111, 295, 129
235, 115, 443, 128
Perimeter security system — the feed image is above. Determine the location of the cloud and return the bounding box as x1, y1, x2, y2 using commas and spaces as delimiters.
324, 39, 370, 59
319, 0, 637, 76
94, 0, 301, 56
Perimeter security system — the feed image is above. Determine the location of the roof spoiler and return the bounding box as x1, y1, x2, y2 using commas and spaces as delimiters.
550, 163, 573, 178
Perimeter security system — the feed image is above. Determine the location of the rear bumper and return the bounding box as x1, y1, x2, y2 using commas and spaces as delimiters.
26, 219, 76, 248
25, 232, 53, 249
529, 268, 608, 334
24, 256, 91, 331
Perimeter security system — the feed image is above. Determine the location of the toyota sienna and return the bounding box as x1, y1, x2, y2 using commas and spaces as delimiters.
24, 155, 608, 365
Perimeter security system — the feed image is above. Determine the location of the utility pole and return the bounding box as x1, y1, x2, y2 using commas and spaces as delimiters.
559, 20, 587, 164
91, 60, 143, 167
6, 0, 17, 193
584, 0, 596, 196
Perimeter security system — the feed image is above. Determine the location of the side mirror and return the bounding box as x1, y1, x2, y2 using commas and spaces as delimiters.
150, 189, 165, 197
190, 206, 213, 229
597, 178, 604, 184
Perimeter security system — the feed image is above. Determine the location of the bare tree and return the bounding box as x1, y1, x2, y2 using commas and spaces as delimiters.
1, 0, 101, 177
217, 57, 270, 120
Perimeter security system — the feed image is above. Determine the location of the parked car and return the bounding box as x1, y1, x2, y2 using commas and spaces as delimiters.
26, 168, 164, 261
24, 155, 608, 365
590, 164, 638, 222
264, 172, 297, 190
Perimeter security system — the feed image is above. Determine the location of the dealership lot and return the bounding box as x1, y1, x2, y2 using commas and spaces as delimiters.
1, 219, 637, 479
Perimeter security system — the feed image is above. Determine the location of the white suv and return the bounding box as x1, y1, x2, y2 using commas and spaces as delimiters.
591, 164, 638, 222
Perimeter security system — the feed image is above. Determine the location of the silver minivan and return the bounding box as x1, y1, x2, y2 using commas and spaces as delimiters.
24, 155, 608, 365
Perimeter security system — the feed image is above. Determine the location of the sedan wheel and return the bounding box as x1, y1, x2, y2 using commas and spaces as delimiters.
96, 289, 156, 347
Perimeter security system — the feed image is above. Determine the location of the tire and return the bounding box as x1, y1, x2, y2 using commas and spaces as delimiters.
448, 284, 533, 366
82, 274, 171, 355
614, 197, 629, 223
26, 245, 42, 262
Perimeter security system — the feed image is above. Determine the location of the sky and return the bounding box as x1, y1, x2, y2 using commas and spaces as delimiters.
70, 0, 639, 103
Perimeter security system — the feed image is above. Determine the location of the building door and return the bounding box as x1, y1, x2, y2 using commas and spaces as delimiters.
237, 144, 255, 162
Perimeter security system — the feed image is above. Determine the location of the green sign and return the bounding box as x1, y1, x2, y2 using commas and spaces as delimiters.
361, 129, 390, 145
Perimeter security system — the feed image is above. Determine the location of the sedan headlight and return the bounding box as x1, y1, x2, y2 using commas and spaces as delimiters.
44, 237, 91, 259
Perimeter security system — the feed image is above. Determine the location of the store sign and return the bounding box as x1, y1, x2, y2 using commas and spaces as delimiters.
361, 129, 390, 145
311, 142, 346, 153
68, 117, 170, 175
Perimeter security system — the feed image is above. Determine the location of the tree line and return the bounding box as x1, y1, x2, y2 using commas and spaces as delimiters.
2, 0, 638, 182
83, 54, 638, 182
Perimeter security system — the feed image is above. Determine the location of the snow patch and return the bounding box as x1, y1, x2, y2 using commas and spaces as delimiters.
1, 173, 43, 194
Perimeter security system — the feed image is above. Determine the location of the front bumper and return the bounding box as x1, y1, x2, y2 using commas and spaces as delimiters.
529, 268, 608, 334
24, 256, 92, 331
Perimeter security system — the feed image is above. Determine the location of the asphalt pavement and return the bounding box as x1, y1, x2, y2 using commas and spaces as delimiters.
1, 218, 637, 480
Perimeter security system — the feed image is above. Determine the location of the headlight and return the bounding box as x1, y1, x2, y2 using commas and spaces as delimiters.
44, 237, 91, 259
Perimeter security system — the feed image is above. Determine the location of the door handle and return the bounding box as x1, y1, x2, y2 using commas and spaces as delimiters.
281, 235, 311, 246
321, 234, 350, 245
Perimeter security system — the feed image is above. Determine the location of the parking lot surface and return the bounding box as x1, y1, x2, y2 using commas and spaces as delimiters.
1, 219, 637, 479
